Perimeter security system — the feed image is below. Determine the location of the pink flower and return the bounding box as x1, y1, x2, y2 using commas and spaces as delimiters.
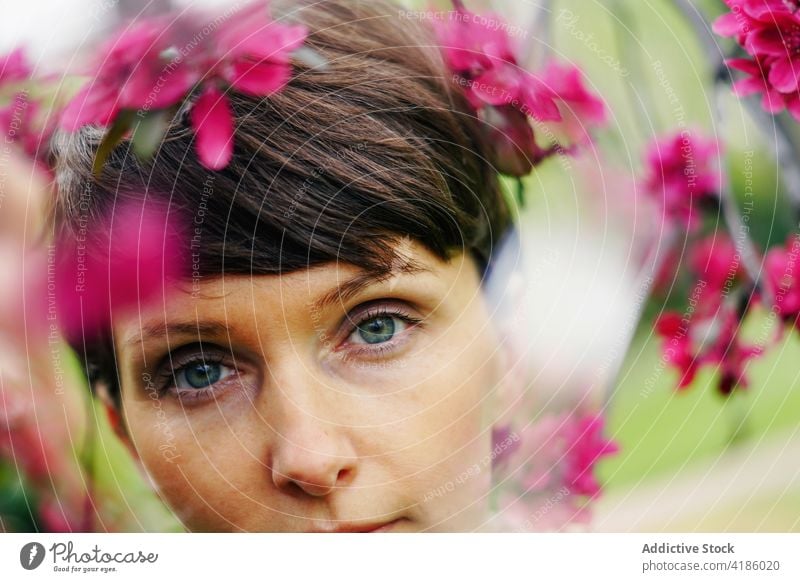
499, 413, 618, 498
712, 0, 755, 44
653, 232, 765, 394
482, 106, 553, 176
560, 414, 619, 498
493, 411, 618, 531
54, 200, 187, 342
60, 20, 193, 131
433, 2, 605, 176
763, 233, 800, 330
61, 1, 308, 171
539, 61, 608, 144
741, 5, 800, 93
434, 3, 517, 80
186, 1, 307, 169
0, 49, 51, 158
1, 92, 40, 156
655, 312, 701, 388
726, 57, 800, 120
701, 307, 763, 395
714, 1, 800, 116
490, 424, 522, 470
689, 233, 744, 299
0, 48, 31, 83
656, 300, 763, 395
190, 85, 235, 170
642, 130, 721, 229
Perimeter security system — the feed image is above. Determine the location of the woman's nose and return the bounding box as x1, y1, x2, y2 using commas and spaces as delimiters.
268, 394, 357, 497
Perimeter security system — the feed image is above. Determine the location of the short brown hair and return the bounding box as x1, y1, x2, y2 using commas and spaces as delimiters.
50, 0, 513, 406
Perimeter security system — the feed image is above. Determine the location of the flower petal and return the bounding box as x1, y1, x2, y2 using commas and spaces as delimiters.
768, 57, 800, 93
190, 86, 234, 170
226, 60, 290, 96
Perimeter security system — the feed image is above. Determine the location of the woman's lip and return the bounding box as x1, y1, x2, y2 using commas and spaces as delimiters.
308, 518, 403, 533
369, 519, 401, 533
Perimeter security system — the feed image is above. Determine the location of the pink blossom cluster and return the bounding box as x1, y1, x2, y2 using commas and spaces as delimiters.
654, 232, 764, 394
641, 130, 721, 230
492, 412, 619, 530
60, 1, 307, 170
433, 0, 607, 176
714, 0, 800, 120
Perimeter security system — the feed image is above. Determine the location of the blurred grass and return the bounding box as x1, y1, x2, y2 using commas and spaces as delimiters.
62, 348, 182, 532
600, 312, 800, 490
87, 396, 183, 532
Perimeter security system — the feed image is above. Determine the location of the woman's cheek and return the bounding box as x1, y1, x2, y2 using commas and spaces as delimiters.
127, 398, 239, 487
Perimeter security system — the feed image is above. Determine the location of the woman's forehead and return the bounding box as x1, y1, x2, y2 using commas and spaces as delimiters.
113, 239, 478, 349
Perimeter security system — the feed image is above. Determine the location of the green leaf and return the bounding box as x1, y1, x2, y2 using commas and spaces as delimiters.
92, 110, 136, 176
131, 109, 170, 161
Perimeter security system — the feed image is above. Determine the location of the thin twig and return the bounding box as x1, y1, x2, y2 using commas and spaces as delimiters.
671, 0, 768, 301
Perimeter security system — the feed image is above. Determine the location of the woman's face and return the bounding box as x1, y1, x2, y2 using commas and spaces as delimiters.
112, 239, 504, 532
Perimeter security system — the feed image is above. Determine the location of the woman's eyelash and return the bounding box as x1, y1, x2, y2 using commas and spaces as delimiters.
346, 306, 422, 334
153, 349, 230, 392
339, 304, 425, 358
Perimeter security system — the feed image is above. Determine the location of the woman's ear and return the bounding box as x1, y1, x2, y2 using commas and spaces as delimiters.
95, 382, 140, 462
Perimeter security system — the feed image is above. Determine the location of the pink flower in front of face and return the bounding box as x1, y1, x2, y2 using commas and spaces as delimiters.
642, 131, 721, 229
60, 20, 194, 131
54, 200, 187, 342
0, 397, 49, 481
491, 424, 522, 471
0, 373, 91, 531
499, 413, 618, 498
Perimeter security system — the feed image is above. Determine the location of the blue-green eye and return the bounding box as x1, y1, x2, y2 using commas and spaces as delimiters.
356, 316, 397, 344
175, 361, 234, 390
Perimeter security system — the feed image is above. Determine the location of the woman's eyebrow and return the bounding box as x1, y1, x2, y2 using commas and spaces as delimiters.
123, 321, 231, 350
312, 260, 433, 312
